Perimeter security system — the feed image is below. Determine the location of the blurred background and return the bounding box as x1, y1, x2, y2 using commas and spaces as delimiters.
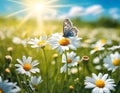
0, 0, 120, 40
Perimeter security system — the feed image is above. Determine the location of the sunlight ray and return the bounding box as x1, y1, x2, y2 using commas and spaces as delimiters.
6, 8, 29, 18
7, 0, 73, 32
48, 4, 74, 8
45, 0, 58, 4
18, 12, 33, 28
7, 0, 26, 6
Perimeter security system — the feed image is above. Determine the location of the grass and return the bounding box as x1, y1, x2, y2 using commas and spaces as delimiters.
0, 17, 120, 93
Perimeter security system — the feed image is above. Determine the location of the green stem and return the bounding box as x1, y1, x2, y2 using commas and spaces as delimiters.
51, 58, 59, 93
42, 48, 49, 93
13, 66, 24, 93
83, 63, 86, 77
64, 50, 68, 93
77, 65, 80, 78
64, 50, 68, 80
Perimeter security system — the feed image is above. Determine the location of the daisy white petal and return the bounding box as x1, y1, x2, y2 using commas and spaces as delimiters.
15, 56, 40, 76
85, 82, 96, 88
85, 73, 116, 93
103, 52, 120, 72
28, 36, 47, 49
0, 76, 20, 93
48, 33, 81, 54
60, 51, 80, 73
92, 87, 99, 93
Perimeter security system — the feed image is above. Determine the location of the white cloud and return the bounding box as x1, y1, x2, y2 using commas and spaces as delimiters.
109, 8, 118, 14
69, 6, 84, 17
58, 5, 104, 19
85, 5, 103, 15
58, 6, 84, 19
109, 8, 120, 19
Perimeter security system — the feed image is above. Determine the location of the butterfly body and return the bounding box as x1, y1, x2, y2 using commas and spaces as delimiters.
63, 19, 78, 37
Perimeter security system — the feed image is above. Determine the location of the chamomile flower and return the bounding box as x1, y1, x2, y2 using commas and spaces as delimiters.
60, 51, 80, 73
48, 33, 81, 54
70, 67, 78, 74
28, 36, 47, 49
95, 65, 102, 70
0, 76, 20, 93
108, 44, 120, 50
96, 39, 111, 46
90, 39, 111, 54
93, 57, 100, 64
15, 56, 40, 76
85, 73, 116, 93
103, 52, 120, 72
12, 37, 27, 47
90, 46, 104, 54
30, 76, 43, 90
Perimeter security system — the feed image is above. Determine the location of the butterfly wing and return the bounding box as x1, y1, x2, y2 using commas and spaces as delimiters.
70, 27, 78, 36
63, 19, 73, 37
63, 19, 78, 37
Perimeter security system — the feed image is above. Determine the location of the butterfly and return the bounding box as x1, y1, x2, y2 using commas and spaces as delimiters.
63, 19, 78, 37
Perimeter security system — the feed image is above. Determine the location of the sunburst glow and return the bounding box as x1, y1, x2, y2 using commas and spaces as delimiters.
30, 3, 45, 12
7, 0, 72, 35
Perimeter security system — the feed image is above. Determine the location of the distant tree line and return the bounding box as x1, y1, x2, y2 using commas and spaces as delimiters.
72, 17, 120, 28
0, 16, 120, 28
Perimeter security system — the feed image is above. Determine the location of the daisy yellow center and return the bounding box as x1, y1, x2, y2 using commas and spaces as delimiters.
112, 59, 120, 66
59, 37, 70, 46
100, 39, 106, 44
95, 80, 105, 88
23, 63, 32, 71
67, 59, 72, 63
94, 47, 99, 51
37, 41, 45, 46
0, 88, 4, 93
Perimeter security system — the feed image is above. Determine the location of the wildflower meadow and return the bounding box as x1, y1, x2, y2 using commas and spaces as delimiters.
0, 0, 120, 93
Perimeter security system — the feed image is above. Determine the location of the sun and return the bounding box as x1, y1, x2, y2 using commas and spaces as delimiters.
24, 1, 48, 17
33, 3, 44, 12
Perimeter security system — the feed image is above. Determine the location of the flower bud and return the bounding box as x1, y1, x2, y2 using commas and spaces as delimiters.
82, 56, 89, 63
5, 55, 12, 64
69, 85, 74, 90
7, 47, 13, 52
52, 53, 58, 59
5, 68, 11, 73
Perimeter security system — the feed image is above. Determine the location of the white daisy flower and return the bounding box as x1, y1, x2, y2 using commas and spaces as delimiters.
60, 51, 80, 73
93, 57, 100, 64
12, 37, 27, 47
95, 65, 102, 70
70, 67, 78, 74
81, 39, 95, 48
103, 52, 120, 72
90, 46, 104, 54
85, 73, 116, 93
15, 56, 40, 76
90, 39, 111, 54
96, 39, 112, 46
0, 76, 20, 93
28, 36, 47, 49
30, 76, 43, 90
48, 33, 81, 54
108, 44, 120, 50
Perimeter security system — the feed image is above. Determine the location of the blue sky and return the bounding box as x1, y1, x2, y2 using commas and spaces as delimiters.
0, 0, 120, 21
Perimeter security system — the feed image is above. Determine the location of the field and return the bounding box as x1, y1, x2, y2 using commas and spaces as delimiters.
0, 17, 120, 93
